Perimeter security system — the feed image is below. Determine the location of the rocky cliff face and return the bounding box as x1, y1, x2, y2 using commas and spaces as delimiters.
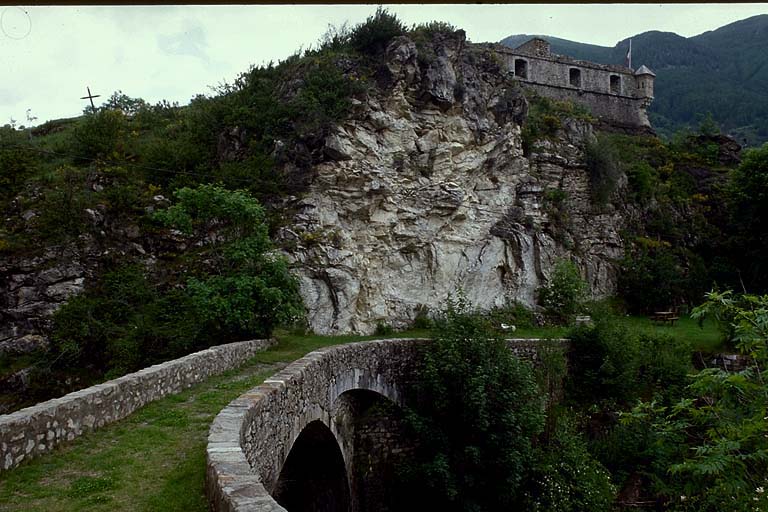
281, 32, 626, 334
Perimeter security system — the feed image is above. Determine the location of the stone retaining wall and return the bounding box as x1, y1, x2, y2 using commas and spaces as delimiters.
206, 338, 568, 512
0, 338, 274, 471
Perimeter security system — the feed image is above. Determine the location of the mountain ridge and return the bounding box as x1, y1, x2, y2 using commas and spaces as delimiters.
499, 14, 768, 145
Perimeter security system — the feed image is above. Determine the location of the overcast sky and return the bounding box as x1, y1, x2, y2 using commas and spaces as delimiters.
2, 4, 767, 126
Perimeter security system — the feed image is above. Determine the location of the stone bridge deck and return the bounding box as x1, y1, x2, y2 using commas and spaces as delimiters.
205, 337, 565, 512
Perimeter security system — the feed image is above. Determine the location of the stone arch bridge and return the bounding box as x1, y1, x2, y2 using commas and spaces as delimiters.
205, 338, 559, 512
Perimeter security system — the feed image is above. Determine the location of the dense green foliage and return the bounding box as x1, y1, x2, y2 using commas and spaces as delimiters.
538, 260, 588, 324
727, 144, 768, 292
402, 296, 545, 510
567, 317, 693, 408
523, 416, 616, 512
589, 131, 767, 313
47, 185, 302, 381
615, 291, 768, 511
502, 15, 768, 146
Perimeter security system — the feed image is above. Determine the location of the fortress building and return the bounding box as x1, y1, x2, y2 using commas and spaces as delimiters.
494, 38, 656, 129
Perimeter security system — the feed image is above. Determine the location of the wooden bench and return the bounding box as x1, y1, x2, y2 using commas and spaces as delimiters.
651, 311, 679, 326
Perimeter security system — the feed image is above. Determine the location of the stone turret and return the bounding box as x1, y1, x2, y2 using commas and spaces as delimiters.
634, 65, 656, 99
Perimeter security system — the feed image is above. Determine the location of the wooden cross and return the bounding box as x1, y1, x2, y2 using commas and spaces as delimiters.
80, 86, 100, 109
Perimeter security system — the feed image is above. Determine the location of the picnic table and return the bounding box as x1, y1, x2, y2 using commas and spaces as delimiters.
650, 311, 679, 326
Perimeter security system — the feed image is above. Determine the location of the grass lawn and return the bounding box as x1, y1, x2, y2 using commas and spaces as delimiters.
0, 319, 721, 511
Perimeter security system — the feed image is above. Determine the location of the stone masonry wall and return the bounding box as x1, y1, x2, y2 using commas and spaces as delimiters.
525, 82, 651, 128
206, 338, 568, 512
0, 338, 274, 471
492, 46, 652, 128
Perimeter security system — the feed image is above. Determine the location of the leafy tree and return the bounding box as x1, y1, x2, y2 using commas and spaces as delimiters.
727, 143, 768, 290
49, 186, 303, 379
401, 295, 545, 511
618, 239, 686, 313
622, 290, 768, 511
538, 259, 588, 324
154, 184, 304, 339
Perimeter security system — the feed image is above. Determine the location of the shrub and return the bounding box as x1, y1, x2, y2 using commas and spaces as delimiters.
34, 165, 91, 242
49, 266, 193, 375
154, 184, 304, 338
349, 7, 406, 55
637, 332, 692, 396
71, 109, 130, 160
618, 240, 686, 313
538, 260, 588, 324
0, 125, 37, 200
401, 295, 545, 510
585, 134, 622, 205
523, 416, 616, 512
374, 322, 394, 336
412, 305, 434, 329
566, 318, 642, 407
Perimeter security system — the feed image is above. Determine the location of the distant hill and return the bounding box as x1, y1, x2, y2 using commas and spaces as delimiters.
500, 15, 768, 146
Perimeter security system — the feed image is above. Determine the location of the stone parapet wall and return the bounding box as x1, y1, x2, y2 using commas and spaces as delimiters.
524, 82, 650, 127
0, 338, 274, 472
206, 338, 568, 512
206, 338, 427, 512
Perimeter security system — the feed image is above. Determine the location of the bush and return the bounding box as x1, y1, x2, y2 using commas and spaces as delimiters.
523, 416, 616, 512
566, 318, 642, 407
618, 239, 687, 313
637, 332, 692, 396
538, 260, 588, 324
154, 184, 304, 338
71, 109, 130, 160
50, 266, 194, 375
412, 305, 434, 329
49, 186, 304, 379
349, 7, 406, 55
585, 134, 622, 205
0, 125, 37, 200
643, 291, 768, 511
401, 295, 545, 510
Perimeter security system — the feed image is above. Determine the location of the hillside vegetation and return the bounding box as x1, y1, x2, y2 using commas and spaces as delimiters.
502, 14, 768, 145
1, 7, 767, 407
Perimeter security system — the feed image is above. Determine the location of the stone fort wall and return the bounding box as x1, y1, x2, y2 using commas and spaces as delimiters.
489, 38, 654, 128
0, 338, 274, 471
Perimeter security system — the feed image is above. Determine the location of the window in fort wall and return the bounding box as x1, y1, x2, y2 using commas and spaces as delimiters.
514, 59, 528, 79
569, 68, 582, 88
610, 75, 621, 94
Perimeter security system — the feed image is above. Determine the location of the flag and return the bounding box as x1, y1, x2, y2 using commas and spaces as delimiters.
625, 39, 632, 69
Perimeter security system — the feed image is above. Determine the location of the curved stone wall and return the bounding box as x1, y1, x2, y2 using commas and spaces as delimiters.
205, 337, 567, 512
0, 338, 274, 471
205, 338, 427, 512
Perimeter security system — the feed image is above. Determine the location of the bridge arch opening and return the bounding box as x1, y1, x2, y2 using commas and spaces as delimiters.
272, 420, 351, 512
334, 389, 416, 512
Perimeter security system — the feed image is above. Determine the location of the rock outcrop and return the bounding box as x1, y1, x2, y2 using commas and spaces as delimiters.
282, 31, 626, 334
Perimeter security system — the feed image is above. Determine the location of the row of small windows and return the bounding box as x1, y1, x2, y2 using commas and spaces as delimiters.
513, 58, 622, 94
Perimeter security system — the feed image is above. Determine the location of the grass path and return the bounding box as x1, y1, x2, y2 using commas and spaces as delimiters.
0, 319, 719, 511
